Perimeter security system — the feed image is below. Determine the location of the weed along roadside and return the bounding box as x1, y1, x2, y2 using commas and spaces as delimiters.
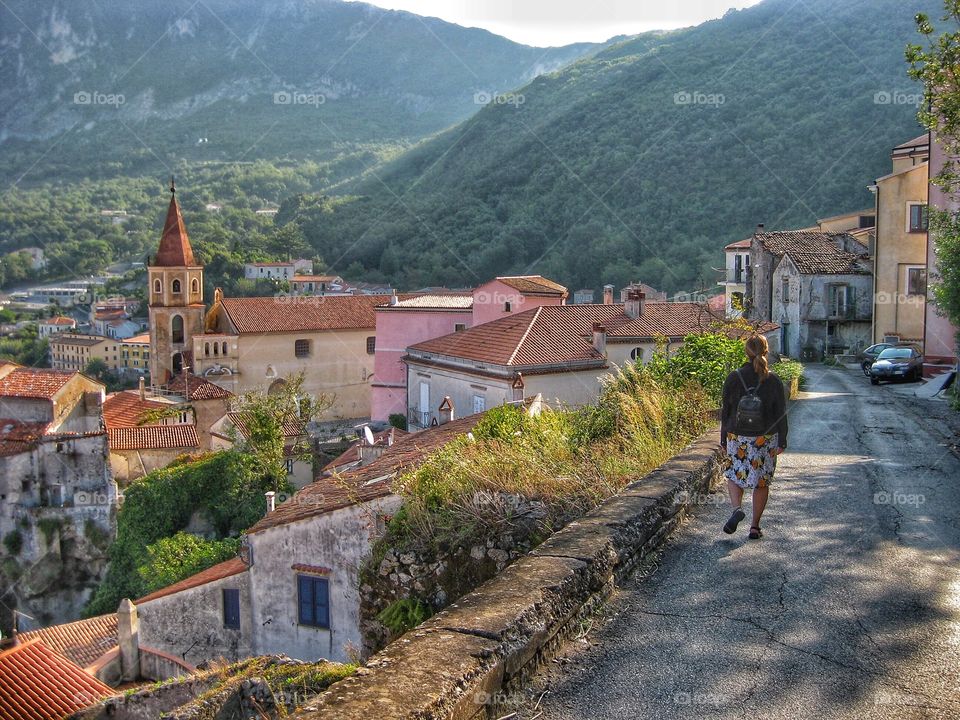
288, 336, 802, 718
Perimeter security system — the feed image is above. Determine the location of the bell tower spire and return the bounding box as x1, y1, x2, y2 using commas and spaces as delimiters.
147, 182, 205, 384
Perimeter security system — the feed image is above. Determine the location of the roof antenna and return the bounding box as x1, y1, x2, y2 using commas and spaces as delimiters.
170, 176, 176, 194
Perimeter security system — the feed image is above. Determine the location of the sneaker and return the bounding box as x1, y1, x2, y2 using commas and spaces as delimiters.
723, 509, 746, 535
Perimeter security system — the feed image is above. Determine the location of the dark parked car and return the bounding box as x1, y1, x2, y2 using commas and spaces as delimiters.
869, 347, 924, 384
858, 343, 894, 376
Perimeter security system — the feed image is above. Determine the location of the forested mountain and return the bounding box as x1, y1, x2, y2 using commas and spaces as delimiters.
0, 0, 601, 184
279, 0, 940, 294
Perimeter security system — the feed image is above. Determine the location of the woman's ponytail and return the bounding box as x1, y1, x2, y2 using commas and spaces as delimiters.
745, 334, 770, 382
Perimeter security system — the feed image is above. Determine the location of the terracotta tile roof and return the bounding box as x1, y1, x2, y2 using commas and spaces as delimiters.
220, 294, 405, 334
108, 424, 200, 451
19, 614, 117, 669
152, 191, 197, 267
248, 415, 481, 534
724, 238, 752, 250
409, 305, 607, 367
781, 250, 871, 275
102, 391, 171, 428
122, 333, 151, 344
42, 316, 75, 326
290, 275, 343, 282
322, 427, 408, 473
225, 411, 306, 440
388, 294, 473, 310
754, 231, 853, 256
0, 368, 77, 399
0, 639, 114, 720
0, 420, 50, 457
136, 556, 247, 604
495, 275, 568, 296
166, 373, 232, 400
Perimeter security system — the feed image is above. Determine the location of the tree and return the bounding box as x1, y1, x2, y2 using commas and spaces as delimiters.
227, 372, 332, 489
907, 1, 960, 346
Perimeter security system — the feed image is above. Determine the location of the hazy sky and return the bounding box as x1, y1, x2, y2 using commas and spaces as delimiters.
355, 0, 765, 46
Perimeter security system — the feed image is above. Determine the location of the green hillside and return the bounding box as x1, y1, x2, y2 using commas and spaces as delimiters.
281, 0, 938, 295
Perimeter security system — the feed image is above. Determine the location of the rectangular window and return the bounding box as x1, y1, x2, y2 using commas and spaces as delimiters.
297, 574, 330, 628
286, 458, 295, 474
295, 339, 311, 357
781, 277, 790, 304
907, 267, 927, 296
472, 395, 486, 414
223, 589, 240, 629
366, 336, 376, 354
454, 323, 466, 332
908, 203, 929, 232
828, 284, 850, 316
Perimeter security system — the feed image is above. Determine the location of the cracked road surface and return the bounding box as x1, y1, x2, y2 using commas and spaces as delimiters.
526, 365, 960, 719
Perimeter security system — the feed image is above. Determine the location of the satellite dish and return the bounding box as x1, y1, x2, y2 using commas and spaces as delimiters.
362, 426, 375, 446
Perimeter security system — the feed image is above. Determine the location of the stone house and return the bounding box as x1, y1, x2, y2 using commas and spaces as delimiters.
289, 275, 347, 296
871, 134, 930, 346
717, 238, 751, 319
746, 228, 867, 325
102, 388, 199, 484
0, 364, 117, 628
133, 415, 481, 666
39, 316, 76, 339
771, 250, 873, 358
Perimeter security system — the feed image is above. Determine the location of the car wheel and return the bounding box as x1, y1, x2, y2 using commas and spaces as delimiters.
913, 367, 923, 382
871, 377, 880, 385
861, 361, 872, 377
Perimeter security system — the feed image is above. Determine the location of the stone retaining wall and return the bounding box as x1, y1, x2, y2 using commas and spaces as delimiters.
291, 430, 723, 719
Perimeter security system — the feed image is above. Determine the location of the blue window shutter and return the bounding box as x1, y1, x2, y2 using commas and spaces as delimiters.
222, 589, 240, 629
316, 579, 330, 628
298, 575, 314, 625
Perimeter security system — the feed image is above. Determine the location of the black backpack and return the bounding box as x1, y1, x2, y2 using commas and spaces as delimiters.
735, 369, 765, 433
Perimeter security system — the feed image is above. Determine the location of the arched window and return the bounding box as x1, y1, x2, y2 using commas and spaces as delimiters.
222, 342, 228, 356
153, 278, 162, 294
191, 278, 199, 294
172, 352, 184, 373
171, 315, 184, 344
213, 342, 219, 356
268, 378, 288, 395
630, 347, 644, 362
204, 342, 210, 357
172, 279, 182, 294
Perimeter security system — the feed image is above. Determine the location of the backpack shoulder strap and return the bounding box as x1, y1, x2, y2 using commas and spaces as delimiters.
736, 369, 756, 394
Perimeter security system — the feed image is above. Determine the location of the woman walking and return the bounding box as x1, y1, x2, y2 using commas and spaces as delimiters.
720, 334, 788, 539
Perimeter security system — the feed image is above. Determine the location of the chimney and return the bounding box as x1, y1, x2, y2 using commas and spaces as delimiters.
390, 291, 399, 306
756, 223, 765, 233
592, 322, 607, 355
138, 376, 146, 400
624, 290, 645, 319
265, 491, 276, 513
602, 284, 614, 305
117, 599, 140, 682
511, 373, 525, 403
438, 396, 455, 425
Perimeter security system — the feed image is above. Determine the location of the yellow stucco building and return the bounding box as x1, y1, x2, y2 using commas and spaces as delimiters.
871, 134, 929, 345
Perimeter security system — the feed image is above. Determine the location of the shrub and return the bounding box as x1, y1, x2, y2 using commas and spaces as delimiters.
3, 530, 23, 555
773, 359, 804, 385
377, 598, 433, 635
388, 413, 408, 431
137, 533, 241, 595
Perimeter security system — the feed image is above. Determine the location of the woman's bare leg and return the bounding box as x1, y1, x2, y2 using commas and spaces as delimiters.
751, 486, 769, 526
727, 479, 744, 509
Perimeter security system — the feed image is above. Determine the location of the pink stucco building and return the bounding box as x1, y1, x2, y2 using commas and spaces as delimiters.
370, 276, 569, 423
926, 132, 959, 364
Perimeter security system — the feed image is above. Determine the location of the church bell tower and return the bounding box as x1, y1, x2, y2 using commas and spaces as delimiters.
148, 180, 205, 384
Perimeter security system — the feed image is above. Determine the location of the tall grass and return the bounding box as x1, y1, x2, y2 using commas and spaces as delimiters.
388, 362, 712, 552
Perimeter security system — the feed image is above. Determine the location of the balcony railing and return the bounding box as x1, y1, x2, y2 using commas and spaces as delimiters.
718, 269, 748, 284
409, 410, 432, 429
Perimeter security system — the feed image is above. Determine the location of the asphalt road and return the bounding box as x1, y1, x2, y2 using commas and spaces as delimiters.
523, 365, 960, 720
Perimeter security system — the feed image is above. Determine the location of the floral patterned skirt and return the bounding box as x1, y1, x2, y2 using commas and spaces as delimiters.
724, 432, 779, 489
